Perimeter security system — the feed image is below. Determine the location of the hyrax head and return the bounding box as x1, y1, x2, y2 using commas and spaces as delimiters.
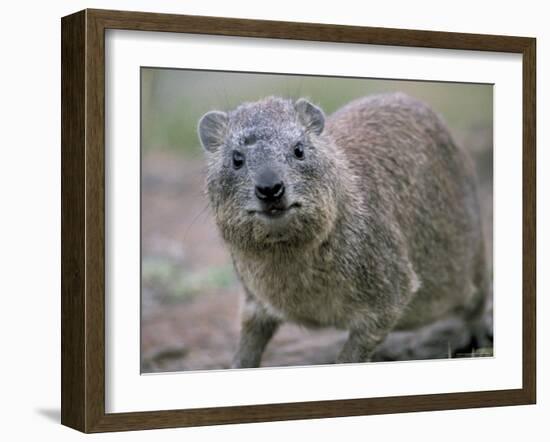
198, 97, 339, 251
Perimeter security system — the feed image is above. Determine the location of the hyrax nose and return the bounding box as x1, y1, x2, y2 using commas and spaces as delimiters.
255, 169, 285, 202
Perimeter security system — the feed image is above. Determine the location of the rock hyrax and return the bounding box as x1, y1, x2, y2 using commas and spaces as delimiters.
198, 93, 489, 367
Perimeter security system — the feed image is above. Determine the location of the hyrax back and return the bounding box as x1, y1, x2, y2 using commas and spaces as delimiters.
198, 93, 488, 367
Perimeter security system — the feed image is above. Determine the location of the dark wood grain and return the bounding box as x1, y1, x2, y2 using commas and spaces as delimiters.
522, 38, 536, 403
61, 10, 86, 431
61, 8, 537, 433
89, 8, 532, 52
84, 9, 107, 432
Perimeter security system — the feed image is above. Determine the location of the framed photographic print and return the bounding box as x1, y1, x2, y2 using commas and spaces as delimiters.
61, 9, 536, 433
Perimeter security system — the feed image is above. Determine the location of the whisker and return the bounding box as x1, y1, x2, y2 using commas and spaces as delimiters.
182, 203, 211, 242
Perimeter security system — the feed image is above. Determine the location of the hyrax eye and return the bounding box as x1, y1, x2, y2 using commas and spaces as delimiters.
232, 150, 245, 169
243, 134, 257, 146
293, 142, 305, 159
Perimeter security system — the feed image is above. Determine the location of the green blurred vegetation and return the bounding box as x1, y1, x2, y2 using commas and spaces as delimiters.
141, 68, 493, 155
142, 256, 237, 303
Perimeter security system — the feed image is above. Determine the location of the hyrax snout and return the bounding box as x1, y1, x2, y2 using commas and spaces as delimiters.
198, 93, 489, 367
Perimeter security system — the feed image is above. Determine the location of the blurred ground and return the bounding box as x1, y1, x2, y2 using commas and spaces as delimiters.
141, 71, 493, 373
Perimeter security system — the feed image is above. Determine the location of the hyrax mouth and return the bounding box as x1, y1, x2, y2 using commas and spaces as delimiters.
248, 202, 301, 220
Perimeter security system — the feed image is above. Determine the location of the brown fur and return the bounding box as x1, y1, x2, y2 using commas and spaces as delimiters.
198, 93, 489, 367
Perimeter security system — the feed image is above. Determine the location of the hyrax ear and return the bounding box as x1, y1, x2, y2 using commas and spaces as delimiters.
198, 110, 228, 153
295, 99, 325, 135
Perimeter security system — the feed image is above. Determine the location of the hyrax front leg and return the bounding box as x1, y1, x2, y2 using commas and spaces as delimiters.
337, 261, 419, 363
336, 329, 386, 363
232, 294, 280, 369
336, 314, 400, 364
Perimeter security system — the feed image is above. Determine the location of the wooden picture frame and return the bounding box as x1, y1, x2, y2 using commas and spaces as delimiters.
61, 8, 536, 433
